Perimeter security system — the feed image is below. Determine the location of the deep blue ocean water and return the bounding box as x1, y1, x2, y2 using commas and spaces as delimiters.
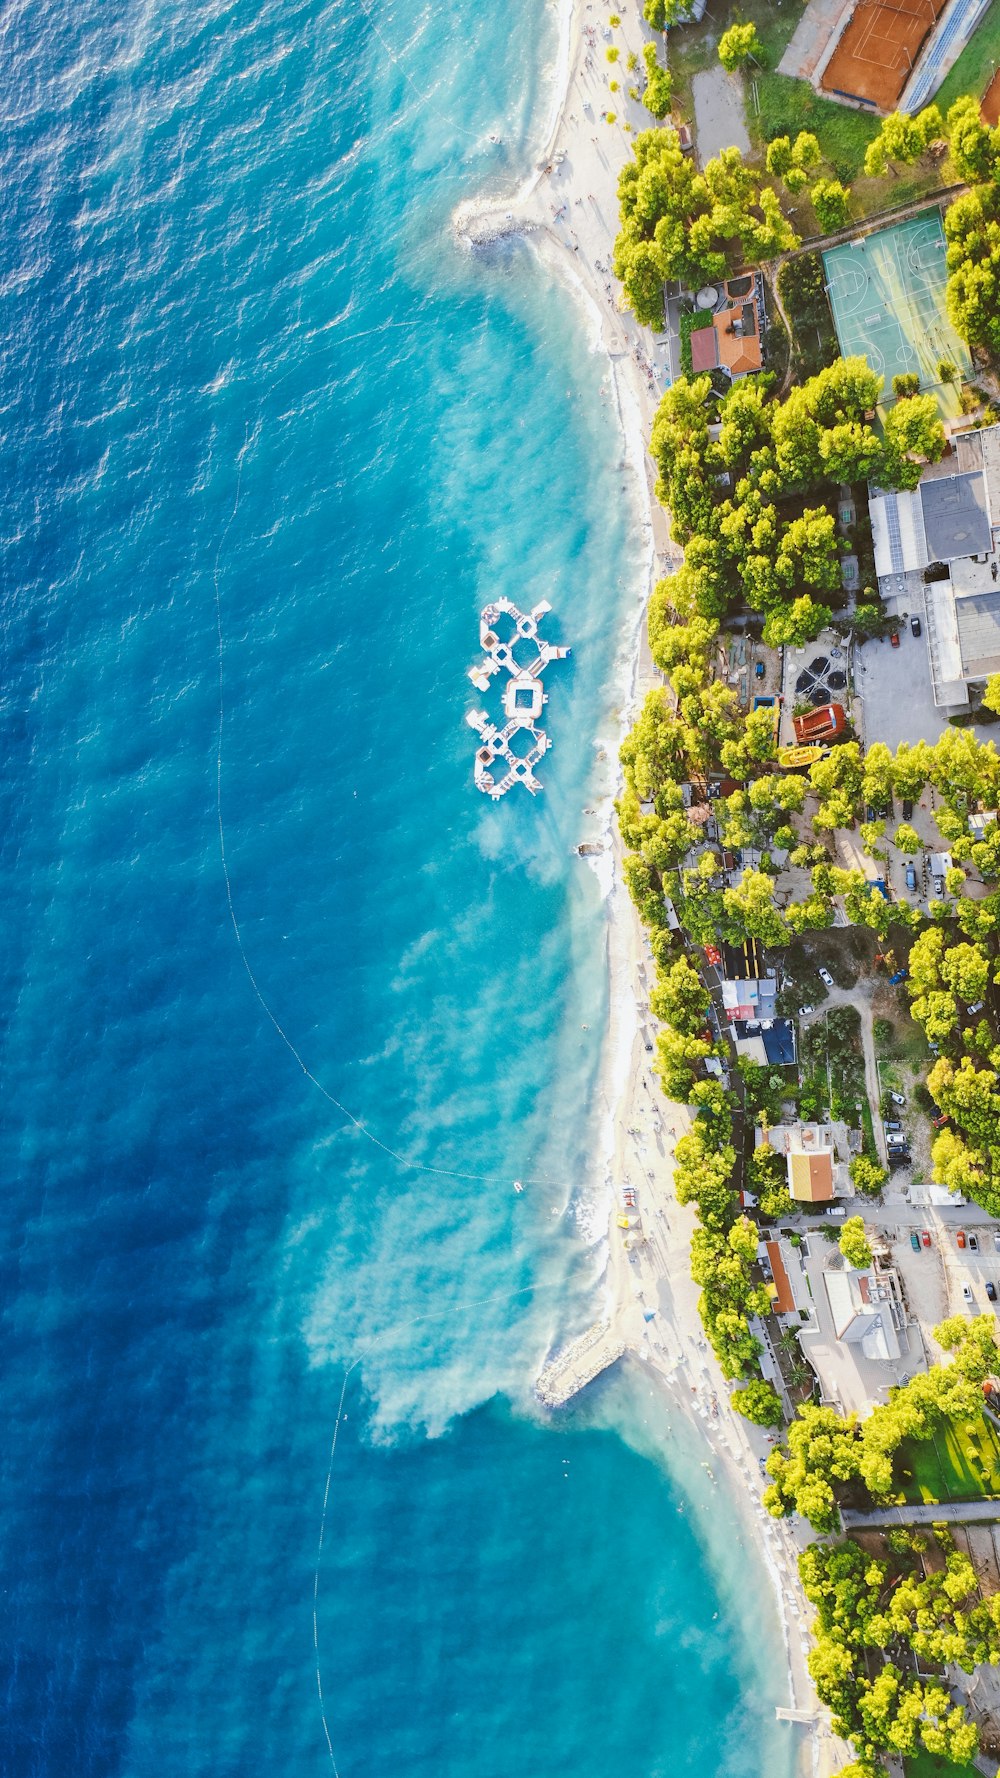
0, 1, 795, 1773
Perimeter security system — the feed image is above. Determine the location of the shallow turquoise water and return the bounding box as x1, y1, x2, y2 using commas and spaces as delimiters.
0, 1, 794, 1772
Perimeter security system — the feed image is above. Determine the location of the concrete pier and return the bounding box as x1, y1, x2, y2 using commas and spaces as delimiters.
536, 1321, 628, 1408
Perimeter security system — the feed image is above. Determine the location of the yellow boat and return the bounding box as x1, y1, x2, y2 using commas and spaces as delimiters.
778, 743, 830, 771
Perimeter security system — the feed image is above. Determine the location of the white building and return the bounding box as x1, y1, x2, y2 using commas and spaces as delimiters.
870, 424, 1000, 709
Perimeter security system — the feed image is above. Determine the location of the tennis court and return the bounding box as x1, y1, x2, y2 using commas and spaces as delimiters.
823, 215, 971, 419
821, 0, 947, 109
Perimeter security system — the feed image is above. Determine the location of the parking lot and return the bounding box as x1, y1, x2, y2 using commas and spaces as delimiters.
855, 624, 951, 750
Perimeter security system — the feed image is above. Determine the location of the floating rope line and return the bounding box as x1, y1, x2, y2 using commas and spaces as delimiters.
353, 0, 486, 144
311, 1278, 563, 1774
211, 416, 568, 1191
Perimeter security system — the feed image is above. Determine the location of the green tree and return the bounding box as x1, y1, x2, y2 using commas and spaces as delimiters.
861, 741, 894, 812
763, 594, 831, 649
811, 179, 851, 232
819, 419, 884, 484
882, 392, 946, 485
850, 1155, 887, 1195
983, 673, 1000, 716
764, 1403, 861, 1531
766, 135, 793, 178
722, 868, 789, 945
945, 181, 1000, 359
732, 1377, 784, 1426
893, 822, 920, 853
792, 131, 821, 172
643, 0, 693, 24
641, 41, 672, 118
839, 1216, 873, 1268
718, 22, 762, 71
947, 94, 1000, 183
892, 371, 920, 399
863, 107, 941, 177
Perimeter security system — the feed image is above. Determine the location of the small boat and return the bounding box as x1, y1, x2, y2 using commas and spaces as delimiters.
513, 1179, 524, 1194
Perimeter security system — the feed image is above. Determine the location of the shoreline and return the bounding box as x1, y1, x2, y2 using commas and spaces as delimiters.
455, 3, 826, 1763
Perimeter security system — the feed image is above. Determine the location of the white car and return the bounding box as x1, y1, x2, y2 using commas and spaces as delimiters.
818, 968, 835, 988
798, 1003, 815, 1017
889, 1091, 905, 1106
963, 1283, 974, 1303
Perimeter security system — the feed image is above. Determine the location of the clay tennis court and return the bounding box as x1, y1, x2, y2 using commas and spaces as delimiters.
820, 0, 948, 110
982, 65, 1000, 124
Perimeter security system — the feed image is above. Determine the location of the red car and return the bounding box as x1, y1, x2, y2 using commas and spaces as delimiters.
921, 1230, 932, 1248
890, 630, 901, 648
957, 1230, 967, 1249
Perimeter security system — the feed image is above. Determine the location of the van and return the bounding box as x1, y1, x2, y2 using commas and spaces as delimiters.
905, 865, 918, 892
825, 1206, 847, 1219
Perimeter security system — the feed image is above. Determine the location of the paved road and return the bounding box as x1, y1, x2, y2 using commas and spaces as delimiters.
843, 1500, 1000, 1528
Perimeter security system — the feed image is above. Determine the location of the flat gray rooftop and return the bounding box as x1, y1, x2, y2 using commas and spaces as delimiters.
957, 590, 1000, 678
920, 470, 991, 563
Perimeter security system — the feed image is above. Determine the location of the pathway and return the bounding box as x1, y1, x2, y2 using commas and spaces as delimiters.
778, 0, 854, 81
843, 1499, 1000, 1527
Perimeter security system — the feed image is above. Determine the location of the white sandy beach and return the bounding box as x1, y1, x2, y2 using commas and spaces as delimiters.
455, 6, 841, 1770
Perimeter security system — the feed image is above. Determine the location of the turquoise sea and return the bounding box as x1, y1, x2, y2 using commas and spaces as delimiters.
0, 1, 795, 1772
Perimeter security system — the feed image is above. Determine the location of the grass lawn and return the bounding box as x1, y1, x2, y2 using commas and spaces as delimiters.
905, 1751, 982, 1778
934, 0, 1000, 111
668, 0, 950, 188
751, 72, 881, 181
897, 1413, 1000, 1503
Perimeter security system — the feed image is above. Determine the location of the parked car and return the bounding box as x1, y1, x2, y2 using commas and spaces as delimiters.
921, 1230, 932, 1248
890, 1091, 906, 1106
957, 1230, 967, 1248
988, 1281, 998, 1303
754, 661, 765, 678
798, 1003, 815, 1016
902, 800, 914, 820
968, 1000, 985, 1015
910, 1232, 921, 1252
969, 1232, 980, 1252
905, 864, 918, 892
963, 1283, 974, 1302
887, 1149, 911, 1166
825, 1206, 847, 1219
994, 1232, 1000, 1252
890, 629, 901, 647
911, 615, 922, 637
818, 967, 835, 987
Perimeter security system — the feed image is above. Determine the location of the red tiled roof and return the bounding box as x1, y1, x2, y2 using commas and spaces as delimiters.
765, 1240, 796, 1315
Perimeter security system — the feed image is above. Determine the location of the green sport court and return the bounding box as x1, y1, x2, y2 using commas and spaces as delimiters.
823, 215, 971, 420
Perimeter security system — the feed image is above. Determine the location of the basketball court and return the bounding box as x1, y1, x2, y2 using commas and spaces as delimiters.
820, 0, 947, 110
822, 215, 970, 419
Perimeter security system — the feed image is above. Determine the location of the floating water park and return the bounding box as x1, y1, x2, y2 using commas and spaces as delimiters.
466, 598, 569, 798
